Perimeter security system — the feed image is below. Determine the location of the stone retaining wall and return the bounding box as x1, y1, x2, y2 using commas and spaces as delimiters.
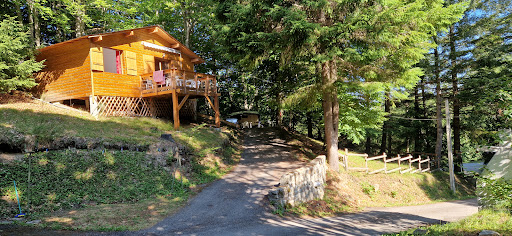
268, 155, 327, 207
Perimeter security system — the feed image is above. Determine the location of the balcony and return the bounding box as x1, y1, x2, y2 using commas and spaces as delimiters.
140, 68, 218, 97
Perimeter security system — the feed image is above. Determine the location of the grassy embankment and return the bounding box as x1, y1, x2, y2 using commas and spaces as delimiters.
388, 209, 512, 235
0, 96, 241, 231
276, 130, 476, 217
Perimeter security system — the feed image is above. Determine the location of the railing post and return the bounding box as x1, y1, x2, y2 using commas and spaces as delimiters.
365, 154, 369, 173
409, 156, 414, 172
428, 156, 431, 171
195, 73, 199, 93
183, 71, 187, 94
152, 78, 157, 94
398, 154, 401, 171
419, 155, 422, 172
383, 152, 387, 173
344, 148, 349, 171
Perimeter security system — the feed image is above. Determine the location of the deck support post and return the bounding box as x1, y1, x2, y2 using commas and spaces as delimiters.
214, 94, 220, 128
89, 95, 99, 117
172, 92, 180, 130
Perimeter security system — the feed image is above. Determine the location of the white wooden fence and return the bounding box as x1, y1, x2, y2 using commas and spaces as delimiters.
340, 148, 431, 174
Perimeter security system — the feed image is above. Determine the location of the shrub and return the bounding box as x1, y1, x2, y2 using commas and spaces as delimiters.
477, 174, 512, 211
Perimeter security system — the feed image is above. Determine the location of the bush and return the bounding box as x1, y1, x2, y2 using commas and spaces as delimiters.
477, 174, 512, 211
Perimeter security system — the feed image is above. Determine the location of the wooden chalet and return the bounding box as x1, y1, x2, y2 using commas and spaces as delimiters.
35, 26, 220, 129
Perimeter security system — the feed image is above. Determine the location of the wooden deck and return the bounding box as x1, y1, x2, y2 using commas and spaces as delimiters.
140, 68, 218, 98
139, 68, 220, 129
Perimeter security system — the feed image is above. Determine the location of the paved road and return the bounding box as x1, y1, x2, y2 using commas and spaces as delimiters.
1, 129, 478, 236
126, 129, 478, 236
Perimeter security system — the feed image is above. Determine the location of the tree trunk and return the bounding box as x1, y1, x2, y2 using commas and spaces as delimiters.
450, 25, 462, 173
434, 40, 443, 165
34, 4, 40, 46
75, 1, 85, 37
387, 127, 392, 155
321, 60, 339, 171
421, 76, 429, 151
28, 0, 35, 46
288, 112, 294, 131
316, 122, 322, 140
365, 134, 371, 155
414, 83, 421, 152
380, 92, 390, 154
14, 0, 23, 23
181, 3, 195, 49
307, 112, 313, 138
276, 92, 283, 127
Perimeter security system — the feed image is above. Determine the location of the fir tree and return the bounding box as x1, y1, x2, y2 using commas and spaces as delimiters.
0, 16, 44, 93
216, 0, 466, 171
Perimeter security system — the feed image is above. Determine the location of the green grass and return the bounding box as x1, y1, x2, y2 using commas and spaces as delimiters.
0, 107, 173, 147
0, 150, 189, 218
388, 209, 512, 235
340, 151, 422, 173
0, 100, 241, 231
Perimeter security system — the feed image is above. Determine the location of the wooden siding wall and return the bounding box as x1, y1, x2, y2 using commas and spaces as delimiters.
35, 28, 198, 101
92, 72, 140, 97
90, 30, 195, 97
34, 39, 91, 102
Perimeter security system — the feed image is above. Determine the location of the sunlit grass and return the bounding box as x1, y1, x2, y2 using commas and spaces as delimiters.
282, 131, 474, 217
388, 209, 512, 235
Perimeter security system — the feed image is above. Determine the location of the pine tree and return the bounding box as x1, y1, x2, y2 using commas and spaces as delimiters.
216, 0, 466, 171
0, 16, 44, 93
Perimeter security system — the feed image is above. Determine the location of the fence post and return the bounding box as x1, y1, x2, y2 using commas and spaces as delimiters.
428, 156, 431, 172
344, 148, 349, 171
409, 155, 412, 171
418, 155, 422, 172
365, 154, 369, 174
383, 152, 387, 173
398, 154, 401, 172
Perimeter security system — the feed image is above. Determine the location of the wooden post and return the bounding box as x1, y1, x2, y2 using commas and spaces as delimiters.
344, 148, 349, 171
365, 154, 369, 174
214, 94, 220, 128
409, 155, 412, 170
383, 152, 387, 173
172, 91, 180, 130
398, 154, 401, 170
446, 99, 456, 193
428, 156, 431, 171
418, 155, 422, 172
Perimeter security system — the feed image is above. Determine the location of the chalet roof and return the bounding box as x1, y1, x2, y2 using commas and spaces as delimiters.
38, 25, 205, 64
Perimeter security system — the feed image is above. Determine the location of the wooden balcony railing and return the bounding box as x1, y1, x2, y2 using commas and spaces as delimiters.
140, 68, 218, 96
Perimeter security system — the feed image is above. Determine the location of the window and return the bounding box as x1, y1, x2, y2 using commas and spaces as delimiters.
103, 48, 122, 74
155, 57, 170, 71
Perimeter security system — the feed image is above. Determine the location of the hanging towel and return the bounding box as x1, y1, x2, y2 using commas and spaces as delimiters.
153, 70, 165, 84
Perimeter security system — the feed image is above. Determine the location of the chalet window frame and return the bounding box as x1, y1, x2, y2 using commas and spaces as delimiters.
103, 47, 123, 75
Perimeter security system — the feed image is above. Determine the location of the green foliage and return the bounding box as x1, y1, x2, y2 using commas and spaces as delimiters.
0, 16, 44, 93
0, 150, 188, 217
387, 209, 512, 235
215, 0, 466, 146
361, 182, 377, 198
478, 175, 512, 210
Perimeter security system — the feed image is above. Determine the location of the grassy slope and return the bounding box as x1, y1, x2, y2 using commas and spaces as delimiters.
0, 100, 173, 147
388, 209, 512, 235
0, 97, 241, 231
279, 130, 475, 217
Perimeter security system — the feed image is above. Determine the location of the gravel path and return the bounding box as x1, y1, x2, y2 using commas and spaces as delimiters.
1, 128, 478, 236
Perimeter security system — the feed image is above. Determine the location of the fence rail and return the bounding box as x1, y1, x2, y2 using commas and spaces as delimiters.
340, 149, 431, 175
